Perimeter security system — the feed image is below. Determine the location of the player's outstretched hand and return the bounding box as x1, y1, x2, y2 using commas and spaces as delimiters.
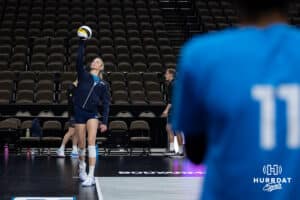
100, 124, 108, 133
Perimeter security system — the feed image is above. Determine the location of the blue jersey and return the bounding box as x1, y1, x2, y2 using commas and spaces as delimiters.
172, 24, 300, 200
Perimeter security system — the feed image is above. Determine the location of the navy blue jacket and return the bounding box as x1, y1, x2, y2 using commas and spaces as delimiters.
73, 40, 110, 124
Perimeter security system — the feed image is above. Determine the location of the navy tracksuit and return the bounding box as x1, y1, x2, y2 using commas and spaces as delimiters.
73, 40, 110, 124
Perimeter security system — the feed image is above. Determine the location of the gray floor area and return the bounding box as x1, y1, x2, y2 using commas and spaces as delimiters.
96, 177, 204, 200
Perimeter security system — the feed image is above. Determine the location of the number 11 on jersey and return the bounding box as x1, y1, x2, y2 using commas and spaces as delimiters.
252, 85, 300, 150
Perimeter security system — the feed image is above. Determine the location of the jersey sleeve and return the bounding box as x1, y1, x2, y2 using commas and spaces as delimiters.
171, 41, 208, 134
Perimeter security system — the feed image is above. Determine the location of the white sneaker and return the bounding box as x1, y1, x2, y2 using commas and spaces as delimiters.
79, 170, 88, 182
81, 176, 95, 187
56, 149, 65, 157
79, 162, 88, 181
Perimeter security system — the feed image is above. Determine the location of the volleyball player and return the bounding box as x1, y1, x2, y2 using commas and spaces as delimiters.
172, 0, 300, 199
74, 39, 110, 187
162, 68, 184, 156
56, 80, 79, 158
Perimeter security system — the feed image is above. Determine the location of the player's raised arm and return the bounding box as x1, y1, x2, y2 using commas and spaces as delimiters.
76, 26, 92, 76
76, 39, 85, 76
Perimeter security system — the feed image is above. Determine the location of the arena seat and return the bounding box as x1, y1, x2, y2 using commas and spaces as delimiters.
107, 120, 129, 153
41, 120, 62, 148
129, 120, 151, 155
17, 120, 41, 152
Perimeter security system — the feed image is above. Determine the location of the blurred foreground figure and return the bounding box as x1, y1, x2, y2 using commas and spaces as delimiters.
172, 0, 300, 199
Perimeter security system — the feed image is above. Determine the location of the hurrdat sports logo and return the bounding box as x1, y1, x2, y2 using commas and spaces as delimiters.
253, 164, 292, 192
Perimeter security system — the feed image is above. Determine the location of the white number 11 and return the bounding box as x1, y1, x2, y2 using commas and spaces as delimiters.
252, 85, 300, 150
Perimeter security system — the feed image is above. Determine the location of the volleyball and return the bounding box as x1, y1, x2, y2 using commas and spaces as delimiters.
77, 25, 92, 40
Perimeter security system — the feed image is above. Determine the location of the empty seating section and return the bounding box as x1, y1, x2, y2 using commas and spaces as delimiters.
0, 71, 165, 105
159, 0, 239, 52
159, 0, 300, 54
0, 0, 174, 106
1, 1, 299, 106
0, 0, 175, 73
0, 116, 168, 149
194, 1, 239, 31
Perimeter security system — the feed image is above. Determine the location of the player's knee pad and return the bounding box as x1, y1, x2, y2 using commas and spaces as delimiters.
78, 148, 86, 157
88, 145, 96, 158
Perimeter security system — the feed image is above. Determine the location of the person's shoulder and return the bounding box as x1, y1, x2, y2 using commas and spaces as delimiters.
278, 23, 300, 33
282, 24, 300, 40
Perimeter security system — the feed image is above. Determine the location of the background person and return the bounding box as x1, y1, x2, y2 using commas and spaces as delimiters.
162, 68, 184, 156
56, 80, 79, 158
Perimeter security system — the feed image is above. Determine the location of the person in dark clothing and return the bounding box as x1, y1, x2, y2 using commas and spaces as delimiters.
74, 39, 110, 187
56, 80, 79, 158
162, 68, 184, 156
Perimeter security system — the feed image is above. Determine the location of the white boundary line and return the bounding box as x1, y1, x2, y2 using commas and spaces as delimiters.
95, 177, 104, 200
